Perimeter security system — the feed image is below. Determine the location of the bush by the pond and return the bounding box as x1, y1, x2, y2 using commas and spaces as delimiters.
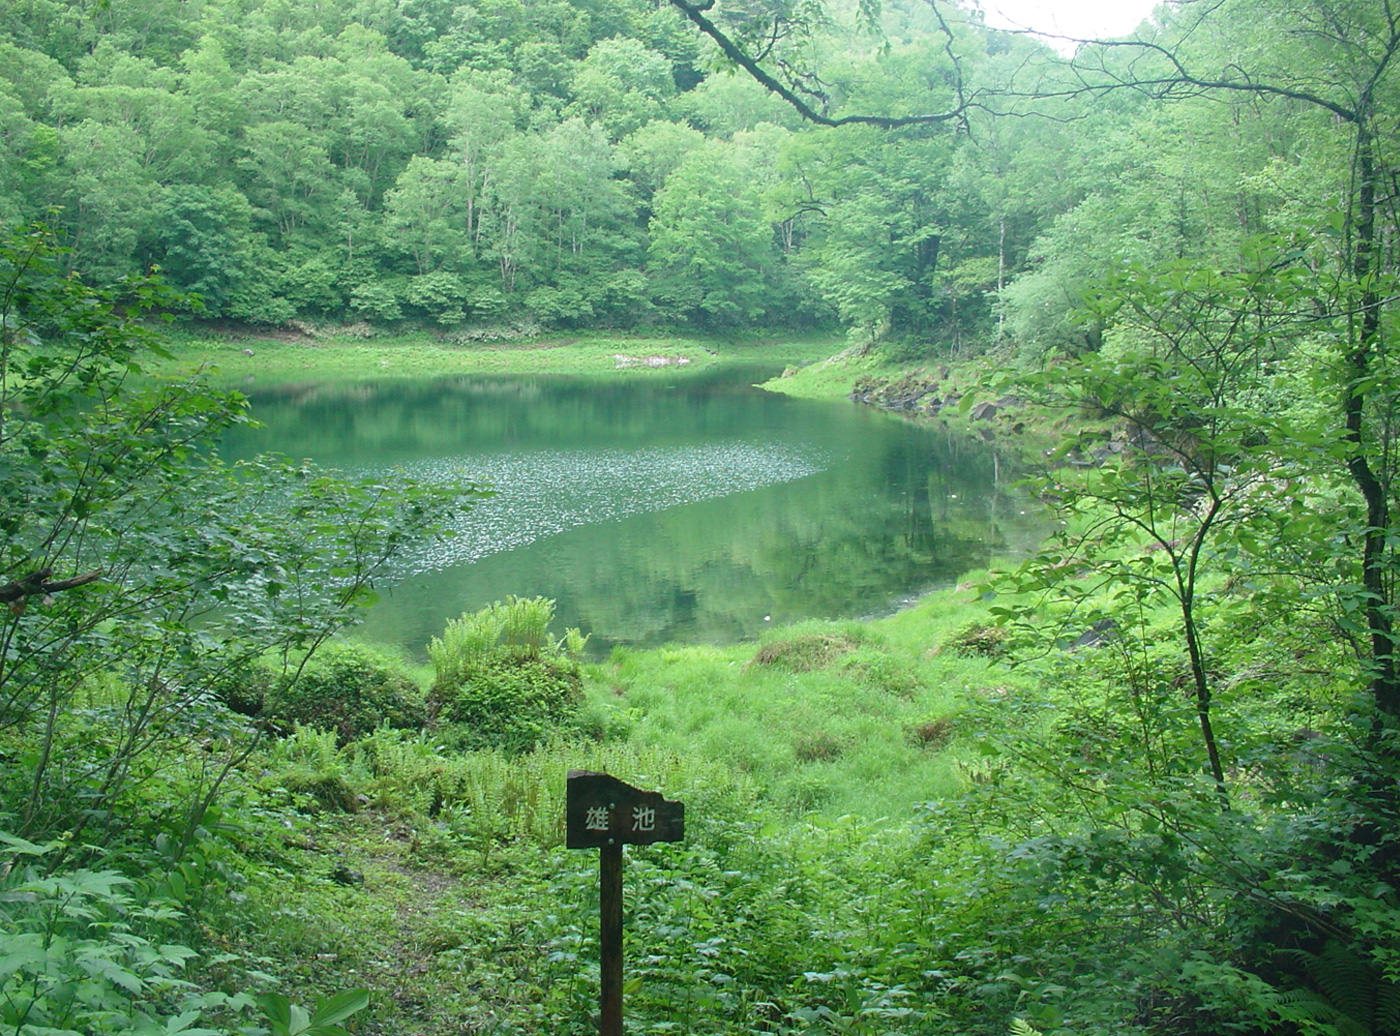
428, 655, 583, 754
427, 597, 586, 753
263, 642, 426, 744
207, 659, 277, 718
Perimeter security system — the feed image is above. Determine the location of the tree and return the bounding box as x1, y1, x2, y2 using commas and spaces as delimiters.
0, 225, 470, 856
148, 184, 254, 316
383, 154, 471, 276
647, 140, 777, 325
236, 120, 339, 244
441, 73, 525, 259
568, 36, 677, 140
1003, 246, 1322, 798
669, 0, 1400, 735
1043, 0, 1400, 730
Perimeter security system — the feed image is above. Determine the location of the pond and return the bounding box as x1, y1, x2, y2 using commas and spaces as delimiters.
223, 365, 1043, 657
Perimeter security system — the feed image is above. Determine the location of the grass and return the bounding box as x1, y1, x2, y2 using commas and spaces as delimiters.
152, 328, 846, 387
140, 326, 1066, 1032
204, 573, 1034, 1034
199, 524, 1362, 1035
758, 342, 898, 399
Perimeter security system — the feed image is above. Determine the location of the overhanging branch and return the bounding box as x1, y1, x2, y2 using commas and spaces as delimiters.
2, 567, 104, 608
667, 0, 974, 128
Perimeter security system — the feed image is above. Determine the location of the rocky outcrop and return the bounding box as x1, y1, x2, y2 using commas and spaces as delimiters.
850, 371, 1019, 425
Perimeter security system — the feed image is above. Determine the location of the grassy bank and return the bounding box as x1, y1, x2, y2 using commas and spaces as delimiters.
756, 342, 897, 399
205, 577, 1034, 1035
156, 327, 846, 387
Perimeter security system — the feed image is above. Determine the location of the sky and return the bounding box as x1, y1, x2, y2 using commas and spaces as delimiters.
973, 0, 1163, 50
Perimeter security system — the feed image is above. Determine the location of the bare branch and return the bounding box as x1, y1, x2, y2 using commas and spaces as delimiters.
1, 567, 104, 605
668, 0, 974, 128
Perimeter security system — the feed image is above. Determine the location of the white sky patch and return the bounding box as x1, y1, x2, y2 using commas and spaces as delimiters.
970, 0, 1163, 52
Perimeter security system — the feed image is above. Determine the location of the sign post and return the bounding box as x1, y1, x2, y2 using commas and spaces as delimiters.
566, 771, 685, 1036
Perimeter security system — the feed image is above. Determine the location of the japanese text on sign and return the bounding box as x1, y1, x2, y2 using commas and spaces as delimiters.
565, 771, 684, 848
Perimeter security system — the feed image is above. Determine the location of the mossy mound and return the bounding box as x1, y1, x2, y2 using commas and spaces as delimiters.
428, 655, 583, 755
215, 643, 426, 744
749, 632, 859, 672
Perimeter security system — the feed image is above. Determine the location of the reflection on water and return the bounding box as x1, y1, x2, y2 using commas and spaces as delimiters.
222, 367, 1042, 655
395, 441, 827, 572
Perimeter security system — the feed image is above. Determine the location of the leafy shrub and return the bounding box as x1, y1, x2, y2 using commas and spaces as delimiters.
265, 642, 426, 744
429, 656, 583, 754
426, 598, 586, 754
262, 725, 364, 813
208, 657, 279, 717
0, 831, 252, 1035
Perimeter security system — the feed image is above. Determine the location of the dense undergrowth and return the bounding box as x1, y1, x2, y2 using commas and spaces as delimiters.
10, 568, 1390, 1035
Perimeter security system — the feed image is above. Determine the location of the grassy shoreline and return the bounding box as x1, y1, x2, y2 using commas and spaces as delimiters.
157, 327, 851, 388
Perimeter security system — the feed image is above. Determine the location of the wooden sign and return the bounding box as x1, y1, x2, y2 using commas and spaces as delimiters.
566, 771, 685, 1036
566, 770, 685, 848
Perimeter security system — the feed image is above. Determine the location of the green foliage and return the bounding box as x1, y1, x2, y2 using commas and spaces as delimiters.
646, 141, 783, 326
426, 597, 585, 753
428, 595, 559, 684
261, 725, 364, 814
6, 3, 1400, 1034
0, 225, 469, 854
255, 988, 369, 1036
429, 655, 583, 754
0, 831, 248, 1036
995, 242, 1341, 796
264, 642, 426, 744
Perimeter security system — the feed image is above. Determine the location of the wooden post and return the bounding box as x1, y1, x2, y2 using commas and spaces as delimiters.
599, 842, 624, 1036
565, 771, 684, 1036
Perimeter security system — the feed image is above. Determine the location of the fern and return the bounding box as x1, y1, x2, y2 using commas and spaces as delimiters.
1268, 988, 1368, 1036
1377, 980, 1400, 1036
428, 595, 561, 686
1276, 939, 1399, 1035
1009, 1019, 1044, 1036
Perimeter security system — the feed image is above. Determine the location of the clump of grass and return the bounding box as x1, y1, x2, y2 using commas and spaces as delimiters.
749, 632, 858, 671
793, 731, 847, 763
347, 730, 759, 847
906, 716, 955, 749
838, 650, 922, 697
945, 621, 1012, 658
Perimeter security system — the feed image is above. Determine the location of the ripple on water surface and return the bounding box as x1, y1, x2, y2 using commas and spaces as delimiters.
391, 439, 829, 575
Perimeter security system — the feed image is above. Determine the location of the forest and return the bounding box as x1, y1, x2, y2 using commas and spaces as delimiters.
2, 0, 1312, 345
3, 0, 1400, 1033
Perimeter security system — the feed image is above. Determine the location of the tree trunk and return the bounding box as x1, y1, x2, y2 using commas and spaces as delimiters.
1344, 123, 1399, 724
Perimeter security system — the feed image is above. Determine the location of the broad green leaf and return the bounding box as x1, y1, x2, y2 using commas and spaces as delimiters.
307, 988, 370, 1028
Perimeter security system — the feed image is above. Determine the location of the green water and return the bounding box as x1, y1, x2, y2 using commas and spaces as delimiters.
226, 366, 1042, 655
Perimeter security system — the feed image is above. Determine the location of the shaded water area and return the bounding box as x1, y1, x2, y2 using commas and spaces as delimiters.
223, 365, 1043, 656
